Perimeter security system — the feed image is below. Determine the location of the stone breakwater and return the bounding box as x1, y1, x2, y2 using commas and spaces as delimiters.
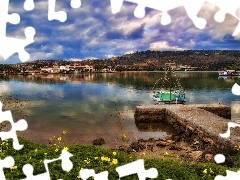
134, 104, 240, 153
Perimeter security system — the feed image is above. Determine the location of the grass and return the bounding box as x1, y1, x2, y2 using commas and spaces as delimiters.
1, 136, 239, 180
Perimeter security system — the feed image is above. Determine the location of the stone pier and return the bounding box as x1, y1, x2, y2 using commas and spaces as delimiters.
134, 104, 240, 152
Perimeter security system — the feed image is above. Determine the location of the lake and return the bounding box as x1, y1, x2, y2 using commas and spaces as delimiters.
0, 71, 239, 148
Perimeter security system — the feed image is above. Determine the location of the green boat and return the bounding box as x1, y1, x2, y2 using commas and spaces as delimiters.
151, 62, 186, 104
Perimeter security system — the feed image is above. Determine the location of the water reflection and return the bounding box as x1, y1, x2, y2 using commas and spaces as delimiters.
0, 72, 239, 148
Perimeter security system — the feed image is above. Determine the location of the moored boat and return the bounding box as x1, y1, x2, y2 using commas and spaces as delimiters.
151, 62, 186, 104
218, 70, 240, 76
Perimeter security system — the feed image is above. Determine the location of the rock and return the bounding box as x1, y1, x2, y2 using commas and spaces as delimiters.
165, 135, 172, 140
118, 145, 132, 153
172, 135, 180, 141
205, 154, 214, 162
148, 138, 155, 142
169, 144, 182, 151
146, 143, 154, 151
130, 141, 145, 152
156, 141, 167, 147
93, 138, 105, 146
189, 151, 203, 161
166, 140, 175, 146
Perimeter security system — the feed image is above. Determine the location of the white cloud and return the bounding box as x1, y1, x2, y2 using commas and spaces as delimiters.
0, 84, 10, 95
149, 41, 186, 51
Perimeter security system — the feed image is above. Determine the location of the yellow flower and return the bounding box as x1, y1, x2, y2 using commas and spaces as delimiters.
203, 169, 208, 174
62, 131, 66, 135
210, 168, 214, 173
94, 157, 98, 160
55, 148, 59, 152
34, 149, 38, 152
142, 152, 146, 156
84, 158, 90, 164
10, 166, 17, 170
111, 159, 118, 165
120, 133, 127, 140
165, 152, 168, 155
63, 147, 69, 151
101, 156, 110, 162
44, 153, 47, 156
57, 137, 62, 141
113, 151, 117, 156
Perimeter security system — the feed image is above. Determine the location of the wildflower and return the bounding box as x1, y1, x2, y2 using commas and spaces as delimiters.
120, 133, 127, 140
77, 175, 81, 179
165, 152, 168, 155
84, 158, 90, 164
94, 157, 98, 160
63, 147, 69, 151
203, 169, 207, 174
210, 168, 214, 173
62, 131, 67, 135
55, 148, 59, 152
10, 166, 17, 170
113, 151, 117, 156
34, 149, 38, 152
57, 137, 62, 141
101, 156, 110, 162
111, 159, 118, 165
44, 153, 47, 156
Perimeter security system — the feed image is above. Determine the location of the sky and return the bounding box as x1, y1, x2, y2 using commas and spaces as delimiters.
1, 0, 240, 64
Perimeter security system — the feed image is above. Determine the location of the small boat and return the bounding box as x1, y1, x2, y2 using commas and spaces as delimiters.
152, 90, 186, 104
151, 62, 186, 104
218, 70, 240, 76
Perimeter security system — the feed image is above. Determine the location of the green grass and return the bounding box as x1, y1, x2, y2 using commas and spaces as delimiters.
0, 137, 239, 179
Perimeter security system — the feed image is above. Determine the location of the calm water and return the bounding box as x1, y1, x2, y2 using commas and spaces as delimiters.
0, 72, 239, 148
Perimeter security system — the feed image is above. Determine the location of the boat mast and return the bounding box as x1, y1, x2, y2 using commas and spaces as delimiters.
165, 62, 176, 101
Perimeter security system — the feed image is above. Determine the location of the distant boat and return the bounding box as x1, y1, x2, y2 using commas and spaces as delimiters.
151, 62, 186, 104
218, 70, 240, 76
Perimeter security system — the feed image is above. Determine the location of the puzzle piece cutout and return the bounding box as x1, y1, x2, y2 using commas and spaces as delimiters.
0, 102, 28, 150
215, 170, 240, 180
24, 0, 35, 11
220, 122, 240, 138
214, 154, 226, 164
207, 0, 240, 36
79, 169, 108, 180
0, 156, 14, 180
20, 149, 73, 180
231, 83, 240, 95
0, 0, 36, 62
48, 0, 82, 22
116, 159, 158, 180
110, 0, 240, 34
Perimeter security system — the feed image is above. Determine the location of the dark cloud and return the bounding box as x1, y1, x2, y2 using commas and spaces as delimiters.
105, 29, 125, 40
127, 23, 145, 39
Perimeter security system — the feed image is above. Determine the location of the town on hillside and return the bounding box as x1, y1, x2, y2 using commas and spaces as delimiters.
1, 50, 240, 75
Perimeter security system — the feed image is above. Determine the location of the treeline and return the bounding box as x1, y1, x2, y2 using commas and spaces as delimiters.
86, 50, 240, 71
1, 50, 240, 72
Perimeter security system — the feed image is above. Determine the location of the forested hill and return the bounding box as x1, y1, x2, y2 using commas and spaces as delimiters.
90, 50, 240, 71
2, 50, 240, 72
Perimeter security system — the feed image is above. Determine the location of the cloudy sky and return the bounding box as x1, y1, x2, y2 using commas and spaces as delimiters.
2, 0, 240, 63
